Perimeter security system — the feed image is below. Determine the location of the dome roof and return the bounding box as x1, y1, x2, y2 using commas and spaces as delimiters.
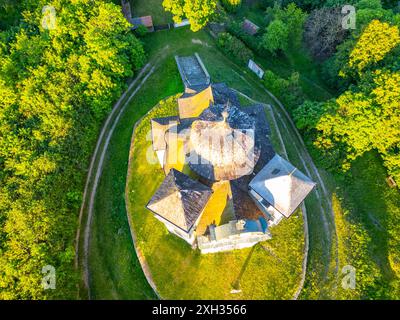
187, 105, 260, 181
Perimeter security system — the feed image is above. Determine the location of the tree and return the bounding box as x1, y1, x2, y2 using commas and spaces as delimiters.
268, 3, 307, 48
221, 0, 242, 12
162, 0, 217, 32
0, 0, 145, 299
293, 100, 334, 131
346, 20, 400, 74
315, 70, 400, 175
304, 7, 349, 61
262, 19, 289, 55
263, 70, 305, 109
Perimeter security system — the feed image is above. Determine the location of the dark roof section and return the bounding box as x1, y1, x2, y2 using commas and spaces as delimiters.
241, 104, 275, 172
212, 83, 241, 106
175, 53, 210, 90
146, 169, 213, 232
230, 179, 264, 220
228, 104, 275, 220
188, 104, 261, 181
198, 104, 256, 130
242, 19, 260, 35
151, 116, 179, 126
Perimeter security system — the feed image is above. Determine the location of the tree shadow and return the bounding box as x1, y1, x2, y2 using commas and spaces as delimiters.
231, 245, 257, 290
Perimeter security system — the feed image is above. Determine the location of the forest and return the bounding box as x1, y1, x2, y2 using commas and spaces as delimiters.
0, 0, 145, 298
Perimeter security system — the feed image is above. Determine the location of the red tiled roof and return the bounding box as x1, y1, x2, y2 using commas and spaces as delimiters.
132, 15, 153, 28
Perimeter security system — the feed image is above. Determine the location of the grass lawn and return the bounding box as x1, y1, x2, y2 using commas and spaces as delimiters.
88, 53, 182, 300
126, 96, 304, 299
130, 0, 172, 25
88, 26, 309, 299
330, 152, 400, 299
87, 18, 400, 298
87, 27, 279, 299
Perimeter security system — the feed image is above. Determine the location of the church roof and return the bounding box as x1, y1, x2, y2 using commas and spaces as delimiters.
151, 116, 179, 151
249, 154, 316, 218
187, 105, 260, 181
146, 169, 213, 232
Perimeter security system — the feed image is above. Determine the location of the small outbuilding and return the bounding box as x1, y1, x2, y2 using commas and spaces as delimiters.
242, 19, 260, 36
132, 15, 154, 32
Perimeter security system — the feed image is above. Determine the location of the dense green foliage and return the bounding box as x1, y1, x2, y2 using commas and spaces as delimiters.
162, 0, 217, 31
0, 0, 145, 299
262, 19, 289, 55
217, 32, 253, 64
262, 3, 307, 55
0, 0, 35, 29
217, 0, 400, 299
298, 17, 400, 179
221, 0, 242, 12
263, 70, 305, 110
292, 1, 400, 297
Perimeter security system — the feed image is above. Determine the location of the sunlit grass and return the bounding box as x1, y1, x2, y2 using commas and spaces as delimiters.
126, 97, 305, 299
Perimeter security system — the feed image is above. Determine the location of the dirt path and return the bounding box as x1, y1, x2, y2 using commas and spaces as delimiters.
75, 63, 155, 298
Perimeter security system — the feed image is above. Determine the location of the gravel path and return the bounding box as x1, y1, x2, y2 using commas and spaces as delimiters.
74, 63, 155, 298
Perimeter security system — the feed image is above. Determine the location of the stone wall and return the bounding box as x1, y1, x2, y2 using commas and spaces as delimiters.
197, 232, 271, 254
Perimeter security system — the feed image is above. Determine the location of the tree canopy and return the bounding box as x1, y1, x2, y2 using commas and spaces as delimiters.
0, 0, 145, 299
262, 3, 307, 55
162, 0, 217, 32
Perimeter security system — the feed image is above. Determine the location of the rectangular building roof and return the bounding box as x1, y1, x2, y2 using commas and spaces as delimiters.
175, 53, 210, 90
242, 19, 260, 35
132, 16, 153, 28
151, 116, 179, 151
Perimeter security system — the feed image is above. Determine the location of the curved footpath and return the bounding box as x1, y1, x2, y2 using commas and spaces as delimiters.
124, 107, 162, 299
75, 63, 155, 299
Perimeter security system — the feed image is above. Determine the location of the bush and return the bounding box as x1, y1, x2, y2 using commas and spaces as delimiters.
217, 32, 253, 65
134, 24, 148, 37
293, 100, 327, 131
263, 70, 305, 110
227, 20, 263, 54
262, 19, 289, 55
